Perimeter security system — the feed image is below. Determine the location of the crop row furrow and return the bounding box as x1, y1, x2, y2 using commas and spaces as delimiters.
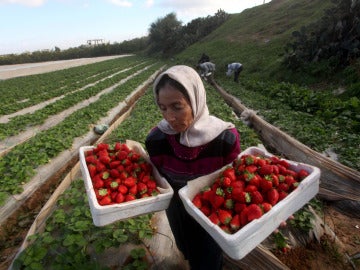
0, 62, 163, 202
0, 56, 143, 115
0, 61, 152, 140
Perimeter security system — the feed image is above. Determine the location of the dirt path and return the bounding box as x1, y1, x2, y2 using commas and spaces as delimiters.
0, 55, 129, 80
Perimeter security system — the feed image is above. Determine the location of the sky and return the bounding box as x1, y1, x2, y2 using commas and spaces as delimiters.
0, 0, 271, 55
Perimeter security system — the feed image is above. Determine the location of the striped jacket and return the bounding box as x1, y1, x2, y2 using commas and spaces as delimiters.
145, 127, 241, 191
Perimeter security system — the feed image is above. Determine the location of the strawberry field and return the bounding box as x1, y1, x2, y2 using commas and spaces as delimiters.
0, 56, 359, 270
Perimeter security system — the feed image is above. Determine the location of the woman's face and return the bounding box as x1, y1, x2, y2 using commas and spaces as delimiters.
157, 83, 194, 133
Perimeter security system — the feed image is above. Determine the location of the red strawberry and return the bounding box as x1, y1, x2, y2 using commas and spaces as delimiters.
192, 194, 202, 209
137, 182, 148, 195
260, 202, 272, 213
222, 167, 236, 182
99, 195, 112, 206
240, 207, 249, 226
125, 194, 136, 202
232, 189, 251, 204
147, 180, 157, 189
278, 182, 289, 192
118, 184, 128, 194
129, 184, 138, 195
99, 154, 111, 165
219, 176, 232, 188
247, 204, 263, 222
109, 169, 120, 178
297, 169, 309, 180
218, 209, 232, 225
93, 177, 104, 189
124, 176, 137, 187
201, 186, 214, 201
117, 150, 128, 160
267, 188, 279, 206
250, 190, 264, 204
115, 193, 125, 203
87, 164, 97, 177
234, 202, 247, 214
260, 177, 273, 191
278, 190, 288, 201
245, 164, 258, 173
200, 205, 211, 216
86, 155, 97, 164
244, 185, 258, 192
210, 188, 225, 209
229, 214, 241, 232
209, 212, 220, 225
258, 164, 273, 176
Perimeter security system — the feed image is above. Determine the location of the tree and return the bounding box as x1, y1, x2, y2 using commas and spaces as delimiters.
147, 13, 182, 56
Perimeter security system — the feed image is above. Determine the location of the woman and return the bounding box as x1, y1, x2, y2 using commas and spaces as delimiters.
145, 65, 241, 270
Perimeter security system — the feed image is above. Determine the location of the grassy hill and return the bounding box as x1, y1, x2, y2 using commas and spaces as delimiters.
175, 0, 335, 84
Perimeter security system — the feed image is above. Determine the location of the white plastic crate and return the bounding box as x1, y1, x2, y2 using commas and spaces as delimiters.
179, 146, 320, 260
79, 140, 174, 226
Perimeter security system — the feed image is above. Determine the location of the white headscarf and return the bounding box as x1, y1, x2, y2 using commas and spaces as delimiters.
153, 65, 234, 147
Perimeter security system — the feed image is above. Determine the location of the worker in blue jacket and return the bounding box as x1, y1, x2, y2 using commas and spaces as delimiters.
226, 62, 243, 83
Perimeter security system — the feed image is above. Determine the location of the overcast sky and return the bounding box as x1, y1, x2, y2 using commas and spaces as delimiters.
0, 0, 271, 55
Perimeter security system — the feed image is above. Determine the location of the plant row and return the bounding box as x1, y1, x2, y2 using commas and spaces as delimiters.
0, 56, 144, 115
0, 62, 163, 204
218, 77, 360, 171
0, 61, 151, 139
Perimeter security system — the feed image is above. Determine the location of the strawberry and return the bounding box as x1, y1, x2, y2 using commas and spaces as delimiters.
218, 209, 232, 225
124, 176, 137, 187
245, 164, 257, 173
220, 224, 231, 234
117, 150, 128, 160
232, 189, 251, 204
85, 155, 97, 164
110, 169, 120, 178
87, 164, 97, 177
244, 185, 258, 192
267, 188, 279, 206
137, 182, 148, 195
99, 195, 112, 206
95, 162, 106, 173
146, 180, 157, 189
218, 176, 232, 188
125, 194, 136, 202
297, 169, 309, 180
109, 160, 121, 169
234, 202, 247, 214
260, 202, 272, 213
260, 177, 273, 191
200, 205, 211, 216
115, 192, 125, 203
278, 182, 289, 192
209, 212, 220, 225
247, 204, 263, 222
201, 186, 214, 201
222, 167, 236, 182
114, 142, 122, 151
93, 177, 104, 189
129, 184, 138, 195
258, 164, 273, 176
250, 190, 264, 204
99, 154, 111, 165
211, 193, 225, 209
192, 194, 202, 209
278, 190, 288, 201
229, 214, 241, 231
240, 207, 249, 226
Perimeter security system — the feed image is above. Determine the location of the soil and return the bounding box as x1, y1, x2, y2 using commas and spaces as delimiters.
0, 58, 359, 270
